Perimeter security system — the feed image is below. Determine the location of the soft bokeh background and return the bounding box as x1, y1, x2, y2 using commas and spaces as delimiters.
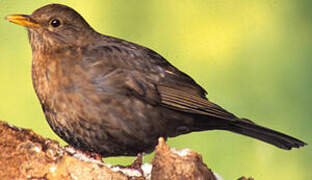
0, 0, 311, 179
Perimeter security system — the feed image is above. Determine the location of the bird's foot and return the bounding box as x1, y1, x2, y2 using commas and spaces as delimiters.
130, 153, 144, 175
113, 153, 144, 176
87, 151, 103, 162
129, 153, 143, 169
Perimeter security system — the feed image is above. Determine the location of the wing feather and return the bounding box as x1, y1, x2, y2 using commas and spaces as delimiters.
158, 85, 236, 120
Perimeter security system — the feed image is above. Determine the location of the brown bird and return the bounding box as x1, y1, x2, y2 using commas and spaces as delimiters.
6, 4, 306, 157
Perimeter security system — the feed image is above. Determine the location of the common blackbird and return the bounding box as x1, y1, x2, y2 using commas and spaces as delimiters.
6, 4, 306, 157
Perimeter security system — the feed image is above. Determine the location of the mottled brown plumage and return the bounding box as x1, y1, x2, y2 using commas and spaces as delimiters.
6, 4, 306, 157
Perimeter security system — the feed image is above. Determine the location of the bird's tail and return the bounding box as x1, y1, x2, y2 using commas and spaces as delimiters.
195, 117, 307, 150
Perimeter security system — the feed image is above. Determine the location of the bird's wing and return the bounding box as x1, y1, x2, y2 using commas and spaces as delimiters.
81, 42, 235, 120
157, 85, 236, 120
135, 45, 236, 120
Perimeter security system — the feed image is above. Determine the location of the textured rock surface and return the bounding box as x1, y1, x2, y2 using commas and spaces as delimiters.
0, 121, 133, 179
152, 137, 216, 180
0, 120, 251, 179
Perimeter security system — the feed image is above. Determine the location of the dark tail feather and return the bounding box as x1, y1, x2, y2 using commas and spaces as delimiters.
227, 119, 306, 150
196, 118, 307, 150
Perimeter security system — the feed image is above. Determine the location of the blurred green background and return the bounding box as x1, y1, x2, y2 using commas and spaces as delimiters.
0, 0, 311, 179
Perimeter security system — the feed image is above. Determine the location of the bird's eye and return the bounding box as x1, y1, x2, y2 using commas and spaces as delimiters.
50, 19, 61, 28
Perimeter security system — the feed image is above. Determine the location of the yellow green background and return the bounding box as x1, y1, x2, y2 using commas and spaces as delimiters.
0, 0, 311, 179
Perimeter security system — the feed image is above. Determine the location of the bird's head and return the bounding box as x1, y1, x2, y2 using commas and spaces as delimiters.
6, 4, 98, 52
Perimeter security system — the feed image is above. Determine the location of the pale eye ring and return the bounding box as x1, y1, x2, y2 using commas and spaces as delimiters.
50, 19, 61, 28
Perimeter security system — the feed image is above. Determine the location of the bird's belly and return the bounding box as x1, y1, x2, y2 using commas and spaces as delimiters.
42, 93, 169, 157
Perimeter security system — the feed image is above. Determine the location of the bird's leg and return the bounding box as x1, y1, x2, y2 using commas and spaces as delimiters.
129, 153, 144, 175
88, 151, 103, 162
129, 153, 143, 169
112, 153, 144, 176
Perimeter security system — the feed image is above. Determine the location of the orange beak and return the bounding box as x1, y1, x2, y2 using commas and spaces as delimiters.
5, 14, 39, 28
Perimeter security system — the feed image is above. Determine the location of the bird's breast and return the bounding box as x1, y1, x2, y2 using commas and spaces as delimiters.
31, 51, 102, 121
